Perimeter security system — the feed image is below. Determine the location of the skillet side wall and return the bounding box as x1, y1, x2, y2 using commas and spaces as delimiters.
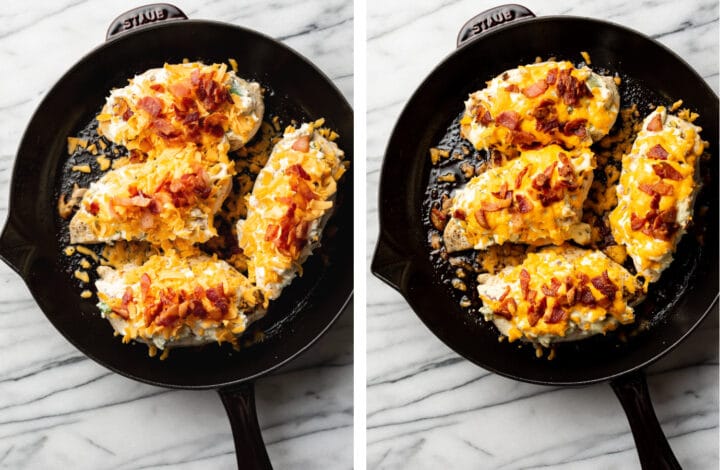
11, 21, 354, 388
378, 17, 718, 385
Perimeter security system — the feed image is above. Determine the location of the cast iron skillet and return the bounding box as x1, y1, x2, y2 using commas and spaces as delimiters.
0, 4, 353, 469
371, 5, 717, 469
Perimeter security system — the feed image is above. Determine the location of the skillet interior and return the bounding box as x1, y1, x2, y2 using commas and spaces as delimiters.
8, 20, 353, 388
376, 16, 718, 385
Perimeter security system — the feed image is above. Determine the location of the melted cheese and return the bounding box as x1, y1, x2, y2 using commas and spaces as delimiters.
237, 122, 347, 301
609, 106, 705, 282
477, 246, 639, 345
445, 145, 595, 250
71, 144, 233, 244
96, 244, 264, 348
461, 61, 619, 154
97, 62, 263, 154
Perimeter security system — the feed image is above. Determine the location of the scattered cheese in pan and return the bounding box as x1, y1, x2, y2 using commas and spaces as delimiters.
580, 51, 592, 64
75, 245, 99, 262
74, 270, 90, 283
670, 99, 683, 112
228, 58, 238, 72
64, 246, 76, 256
79, 258, 92, 269
87, 143, 98, 155
80, 290, 92, 299
72, 165, 92, 173
96, 156, 111, 171
67, 137, 88, 154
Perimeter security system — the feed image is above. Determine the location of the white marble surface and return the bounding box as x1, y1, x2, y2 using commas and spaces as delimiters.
367, 0, 718, 468
0, 1, 352, 469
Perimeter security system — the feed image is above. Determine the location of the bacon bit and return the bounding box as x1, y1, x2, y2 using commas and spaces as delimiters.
85, 201, 99, 216
530, 297, 547, 325
491, 182, 508, 199
546, 68, 558, 85
475, 104, 494, 125
652, 162, 683, 181
562, 119, 588, 137
292, 135, 311, 152
504, 84, 520, 93
121, 287, 134, 312
140, 212, 155, 230
149, 83, 165, 92
168, 81, 192, 99
510, 130, 539, 148
647, 207, 679, 240
577, 285, 595, 305
206, 285, 230, 316
652, 182, 674, 196
646, 114, 663, 131
630, 213, 645, 230
557, 153, 575, 177
482, 192, 513, 211
122, 108, 134, 121
430, 208, 448, 230
520, 269, 531, 299
591, 271, 618, 300
505, 298, 517, 314
156, 305, 179, 327
137, 96, 163, 117
515, 194, 534, 213
647, 144, 669, 160
522, 80, 549, 98
556, 69, 591, 106
203, 112, 228, 137
453, 209, 466, 221
650, 193, 661, 210
546, 304, 566, 324
566, 286, 576, 305
152, 118, 181, 139
498, 286, 511, 302
532, 99, 560, 133
265, 224, 280, 241
474, 209, 490, 229
496, 111, 521, 130
527, 289, 537, 304
515, 166, 529, 189
286, 164, 311, 180
542, 278, 561, 297
577, 273, 590, 285
140, 273, 152, 298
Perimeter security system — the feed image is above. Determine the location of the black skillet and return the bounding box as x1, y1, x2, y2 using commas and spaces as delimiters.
0, 4, 353, 469
371, 5, 718, 469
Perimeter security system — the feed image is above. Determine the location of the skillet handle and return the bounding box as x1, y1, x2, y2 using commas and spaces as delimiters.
0, 219, 33, 276
610, 371, 681, 470
106, 3, 188, 41
457, 4, 535, 48
371, 233, 411, 291
218, 382, 273, 470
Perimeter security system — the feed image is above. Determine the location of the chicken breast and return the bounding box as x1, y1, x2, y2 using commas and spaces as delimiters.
443, 144, 594, 252
461, 61, 619, 155
69, 145, 232, 245
237, 121, 348, 301
98, 62, 264, 153
95, 245, 265, 350
609, 106, 706, 283
477, 245, 643, 346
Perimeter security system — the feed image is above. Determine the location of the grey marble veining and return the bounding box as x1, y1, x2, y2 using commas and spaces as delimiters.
367, 0, 718, 468
0, 1, 353, 469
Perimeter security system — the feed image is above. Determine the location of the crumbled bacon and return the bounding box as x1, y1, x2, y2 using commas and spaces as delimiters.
474, 209, 490, 229
122, 109, 134, 121
491, 182, 508, 199
169, 81, 192, 99
590, 271, 618, 300
522, 80, 549, 98
630, 213, 645, 230
152, 118, 181, 139
496, 111, 521, 130
499, 286, 511, 302
532, 99, 560, 133
556, 69, 592, 106
149, 83, 165, 92
504, 84, 520, 93
265, 224, 280, 241
191, 70, 231, 112
286, 164, 311, 181
652, 162, 683, 181
515, 194, 534, 213
650, 193, 661, 210
558, 153, 574, 177
546, 68, 558, 85
515, 166, 529, 189
546, 304, 566, 324
206, 285, 230, 315
453, 209, 466, 220
137, 96, 163, 117
475, 104, 494, 125
481, 191, 513, 211
648, 208, 679, 240
510, 130, 540, 149
647, 144, 669, 160
520, 269, 530, 299
541, 278, 561, 297
561, 119, 588, 138
202, 112, 228, 137
88, 201, 100, 216
646, 114, 663, 131
292, 135, 311, 152
577, 285, 595, 305
529, 297, 547, 326
140, 273, 152, 298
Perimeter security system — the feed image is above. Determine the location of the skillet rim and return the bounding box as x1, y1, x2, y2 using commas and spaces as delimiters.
373, 14, 719, 386
3, 18, 354, 390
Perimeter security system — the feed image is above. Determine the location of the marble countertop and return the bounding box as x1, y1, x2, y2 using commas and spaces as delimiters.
0, 1, 352, 469
367, 0, 718, 468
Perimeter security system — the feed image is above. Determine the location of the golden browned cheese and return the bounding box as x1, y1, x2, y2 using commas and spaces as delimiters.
443, 145, 594, 252
477, 245, 641, 346
609, 106, 705, 283
460, 61, 619, 155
